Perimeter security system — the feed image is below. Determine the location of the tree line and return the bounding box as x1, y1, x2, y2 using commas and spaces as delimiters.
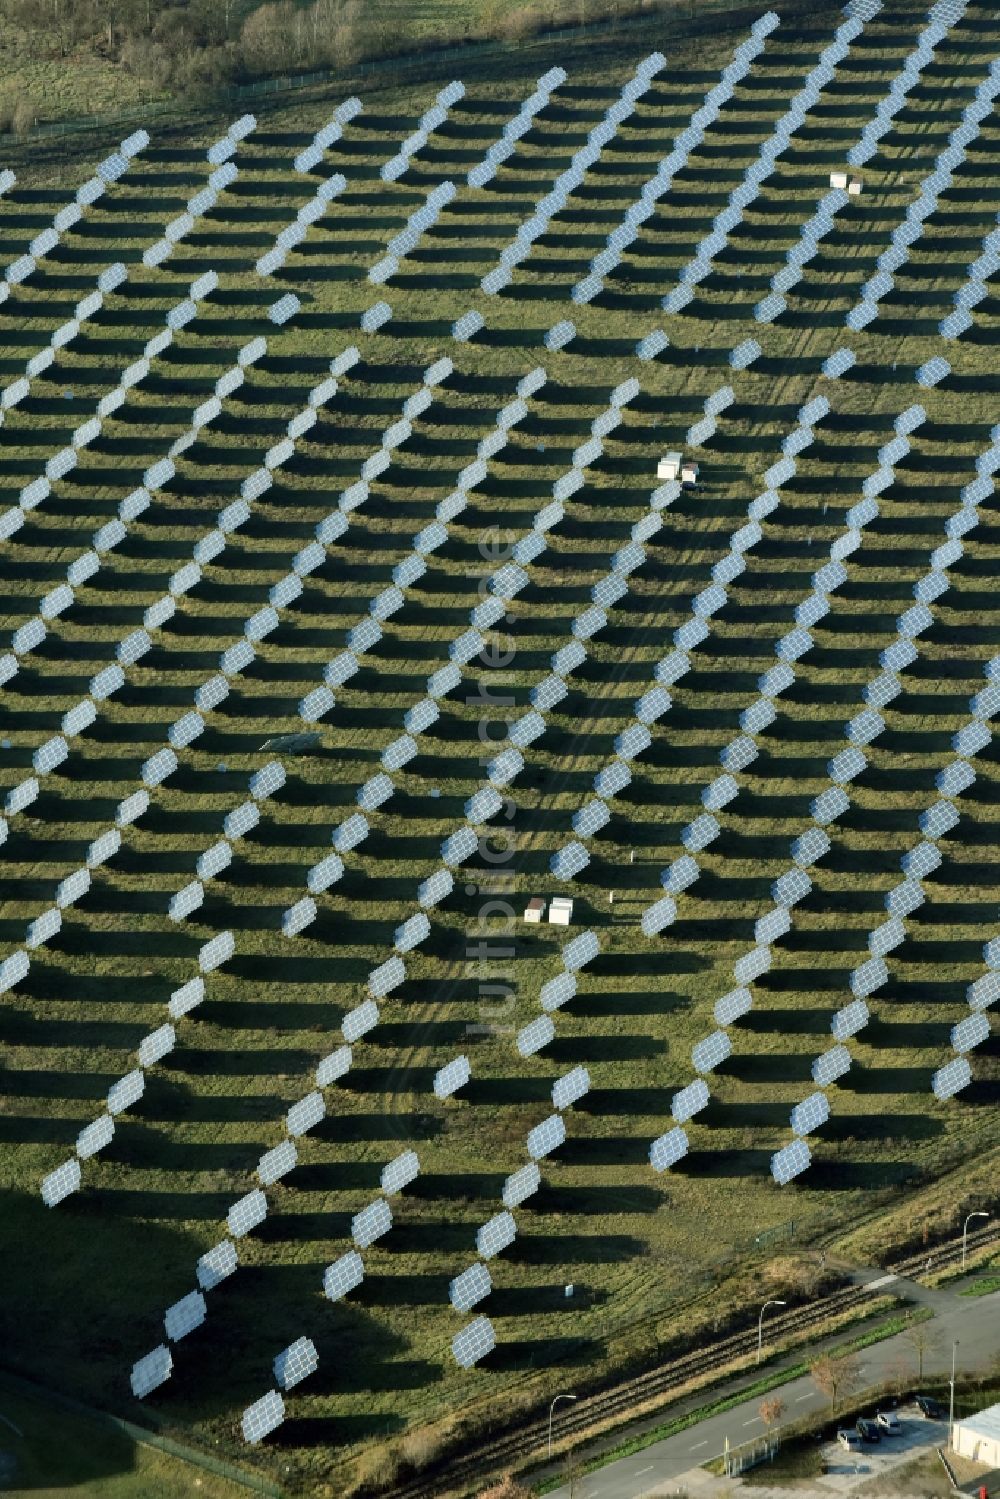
1, 0, 659, 130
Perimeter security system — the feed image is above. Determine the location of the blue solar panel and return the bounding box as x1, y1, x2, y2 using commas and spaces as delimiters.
649, 1126, 688, 1172
381, 1149, 420, 1195
130, 1345, 173, 1399
771, 1138, 810, 1184
755, 906, 790, 946
477, 1211, 516, 1259
682, 813, 720, 853
851, 956, 888, 997
228, 1189, 267, 1238
502, 1162, 541, 1208
419, 868, 454, 907
242, 1390, 285, 1445
790, 1091, 829, 1137
715, 986, 752, 1026
452, 1316, 496, 1368
734, 946, 771, 984
691, 1030, 731, 1074
614, 719, 653, 761
551, 841, 590, 880
721, 736, 758, 773
450, 1262, 493, 1312
517, 1014, 555, 1056
434, 1055, 471, 1098
341, 995, 377, 1043
540, 972, 577, 1012
885, 880, 925, 918
352, 1198, 392, 1248
552, 1066, 589, 1111
831, 998, 868, 1040
671, 1079, 709, 1122
662, 854, 699, 894
932, 1056, 971, 1100
527, 1113, 566, 1160
274, 1337, 318, 1391
951, 1013, 990, 1054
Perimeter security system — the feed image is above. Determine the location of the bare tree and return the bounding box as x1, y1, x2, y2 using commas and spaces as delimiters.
760, 1395, 785, 1435
884, 1356, 910, 1400
477, 1475, 533, 1499
810, 1352, 863, 1417
564, 1453, 585, 1499
905, 1321, 940, 1385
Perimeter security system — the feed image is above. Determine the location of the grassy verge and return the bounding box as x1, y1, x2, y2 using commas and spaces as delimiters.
959, 1276, 1000, 1299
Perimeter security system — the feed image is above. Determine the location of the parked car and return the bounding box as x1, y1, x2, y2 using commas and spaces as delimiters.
876, 1411, 902, 1434
857, 1418, 881, 1443
838, 1428, 862, 1451
916, 1395, 945, 1420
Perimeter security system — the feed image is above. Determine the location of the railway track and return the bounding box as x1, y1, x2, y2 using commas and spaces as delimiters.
391, 1221, 998, 1499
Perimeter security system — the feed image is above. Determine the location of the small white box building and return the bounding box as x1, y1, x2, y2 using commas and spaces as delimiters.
549, 896, 573, 926
524, 897, 546, 923
847, 177, 863, 196
657, 451, 682, 481
953, 1403, 1000, 1468
681, 461, 699, 485
830, 171, 848, 189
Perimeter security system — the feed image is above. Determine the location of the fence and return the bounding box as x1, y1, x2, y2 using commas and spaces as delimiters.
724, 1430, 780, 1475
0, 0, 828, 153
0, 1367, 281, 1497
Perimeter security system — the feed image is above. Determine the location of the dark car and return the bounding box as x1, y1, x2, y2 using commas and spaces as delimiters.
857, 1418, 881, 1443
916, 1396, 945, 1420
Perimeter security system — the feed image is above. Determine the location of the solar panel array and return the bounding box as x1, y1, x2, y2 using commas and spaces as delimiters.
7, 5, 1000, 1439
664, 4, 875, 320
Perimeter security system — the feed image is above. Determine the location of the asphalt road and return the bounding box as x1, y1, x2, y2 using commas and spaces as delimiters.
541, 1280, 998, 1499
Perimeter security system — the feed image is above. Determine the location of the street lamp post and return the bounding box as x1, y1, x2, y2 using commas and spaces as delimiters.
962, 1211, 989, 1271
548, 1393, 578, 1460
949, 1340, 959, 1450
757, 1299, 787, 1365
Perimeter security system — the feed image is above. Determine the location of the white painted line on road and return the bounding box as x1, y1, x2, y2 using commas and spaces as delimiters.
690, 1439, 708, 1450
0, 1412, 24, 1438
743, 1416, 763, 1426
796, 1393, 814, 1402
866, 1273, 899, 1290
635, 1465, 654, 1476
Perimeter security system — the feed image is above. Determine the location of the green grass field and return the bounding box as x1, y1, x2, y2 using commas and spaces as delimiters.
0, 2, 998, 1494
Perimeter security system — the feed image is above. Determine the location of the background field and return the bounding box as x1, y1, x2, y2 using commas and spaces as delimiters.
0, 1, 998, 1494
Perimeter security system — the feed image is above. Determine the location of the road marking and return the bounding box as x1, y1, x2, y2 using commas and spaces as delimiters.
866, 1273, 899, 1290
0, 1412, 24, 1438
635, 1465, 654, 1476
743, 1416, 763, 1426
796, 1393, 814, 1402
690, 1439, 708, 1450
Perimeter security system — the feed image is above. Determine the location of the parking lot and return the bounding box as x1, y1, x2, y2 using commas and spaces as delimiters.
809, 1406, 949, 1492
